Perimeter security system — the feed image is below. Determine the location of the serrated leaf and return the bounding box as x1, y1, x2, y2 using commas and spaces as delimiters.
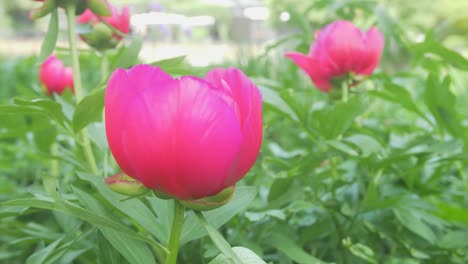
72, 87, 105, 132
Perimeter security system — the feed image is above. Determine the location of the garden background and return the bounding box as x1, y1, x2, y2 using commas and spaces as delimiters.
1, 0, 468, 263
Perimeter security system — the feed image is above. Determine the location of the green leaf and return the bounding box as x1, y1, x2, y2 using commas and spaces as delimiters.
97, 231, 124, 264
265, 232, 330, 264
150, 55, 194, 75
7, 98, 71, 132
38, 9, 59, 63
73, 187, 156, 264
343, 238, 377, 264
285, 5, 311, 36
2, 197, 162, 249
368, 80, 431, 125
344, 134, 383, 157
433, 201, 468, 223
195, 211, 243, 264
26, 237, 63, 264
112, 35, 142, 69
327, 140, 359, 156
424, 74, 463, 137
257, 85, 299, 121
72, 87, 105, 132
209, 247, 267, 264
413, 39, 468, 70
77, 172, 167, 243
438, 230, 468, 249
393, 208, 436, 244
312, 96, 366, 139
181, 186, 256, 245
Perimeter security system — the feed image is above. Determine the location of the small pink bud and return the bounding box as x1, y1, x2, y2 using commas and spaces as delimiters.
39, 55, 74, 96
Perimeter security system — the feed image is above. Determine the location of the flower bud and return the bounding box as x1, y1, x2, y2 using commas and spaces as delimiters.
104, 173, 148, 196
285, 20, 384, 93
77, 4, 130, 50
39, 55, 74, 95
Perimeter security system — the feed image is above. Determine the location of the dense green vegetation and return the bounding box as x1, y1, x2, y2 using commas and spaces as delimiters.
1, 1, 467, 263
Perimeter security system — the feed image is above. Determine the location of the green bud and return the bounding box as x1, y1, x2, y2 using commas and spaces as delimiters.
180, 186, 235, 211
104, 173, 148, 196
87, 0, 111, 16
81, 22, 118, 50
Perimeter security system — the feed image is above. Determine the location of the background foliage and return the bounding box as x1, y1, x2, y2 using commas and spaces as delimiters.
1, 0, 468, 263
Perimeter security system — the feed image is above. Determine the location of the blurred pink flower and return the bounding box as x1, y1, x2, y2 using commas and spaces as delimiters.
285, 20, 384, 92
39, 55, 74, 95
105, 65, 263, 200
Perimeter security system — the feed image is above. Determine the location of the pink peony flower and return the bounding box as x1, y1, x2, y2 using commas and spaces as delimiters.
285, 20, 384, 92
39, 55, 74, 95
105, 65, 263, 200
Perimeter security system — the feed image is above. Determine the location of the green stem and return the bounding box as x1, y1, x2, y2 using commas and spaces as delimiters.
100, 51, 109, 83
65, 3, 99, 175
166, 200, 185, 264
341, 80, 349, 103
65, 4, 84, 102
50, 142, 59, 177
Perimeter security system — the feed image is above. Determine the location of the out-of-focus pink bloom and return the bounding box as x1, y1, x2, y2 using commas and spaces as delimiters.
105, 65, 263, 200
285, 20, 384, 92
77, 3, 130, 41
39, 55, 74, 95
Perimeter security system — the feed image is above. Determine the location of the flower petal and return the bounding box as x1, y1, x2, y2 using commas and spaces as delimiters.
320, 20, 367, 74
358, 27, 384, 74
204, 68, 263, 184
285, 52, 332, 91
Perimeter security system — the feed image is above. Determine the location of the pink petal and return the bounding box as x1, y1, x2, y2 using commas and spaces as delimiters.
204, 68, 263, 184
358, 27, 384, 75
285, 52, 332, 91
321, 20, 367, 74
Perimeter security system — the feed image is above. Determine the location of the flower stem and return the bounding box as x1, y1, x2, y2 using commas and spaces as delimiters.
166, 200, 185, 264
341, 80, 349, 103
50, 142, 59, 177
65, 3, 99, 175
100, 51, 109, 83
